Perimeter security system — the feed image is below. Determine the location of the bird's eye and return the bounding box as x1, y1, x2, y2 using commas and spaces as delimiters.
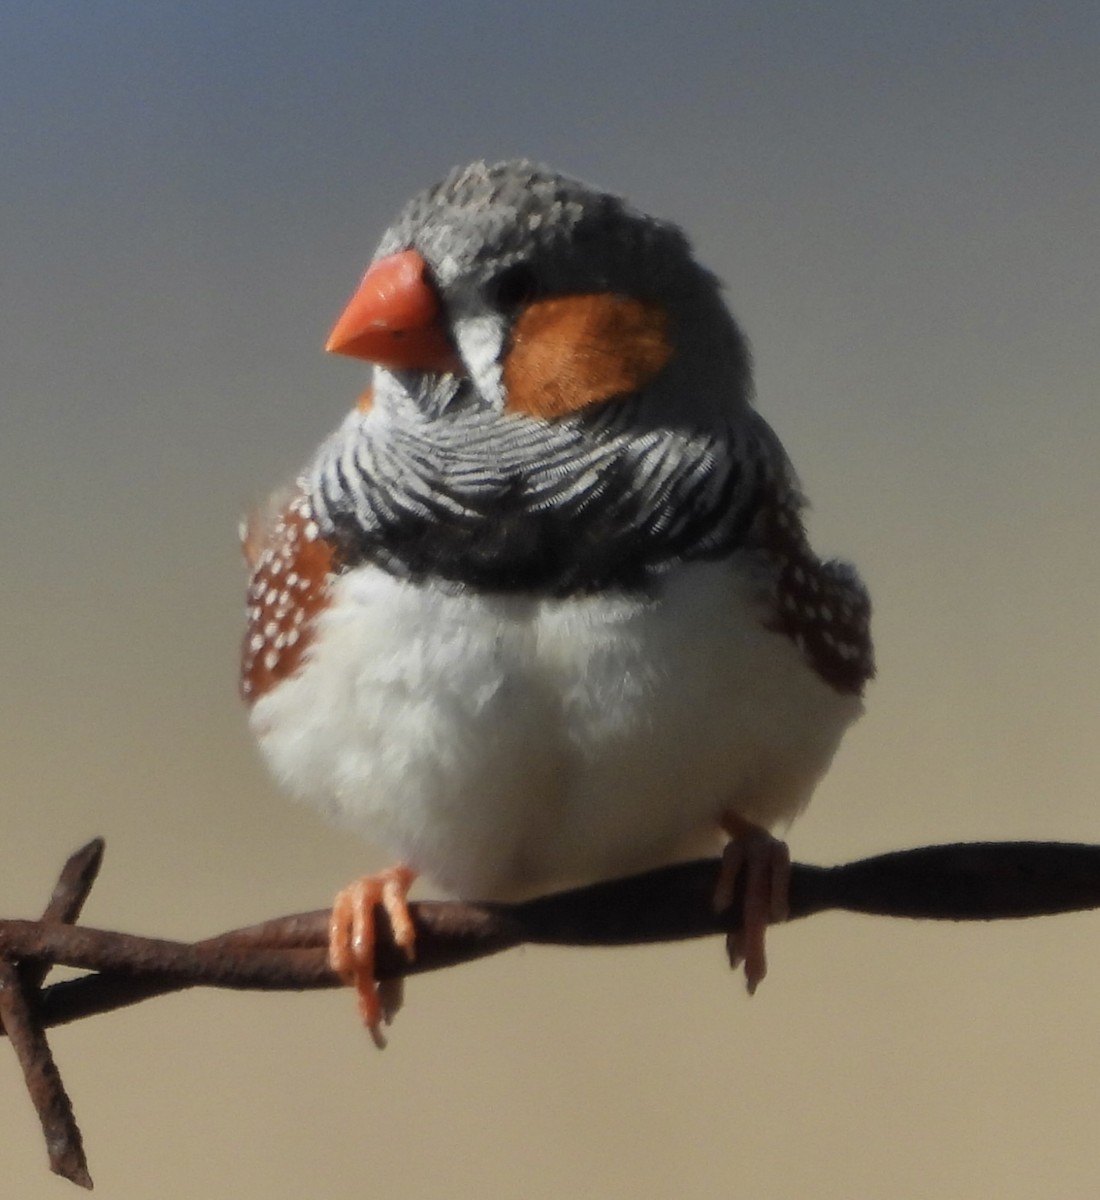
488, 263, 541, 310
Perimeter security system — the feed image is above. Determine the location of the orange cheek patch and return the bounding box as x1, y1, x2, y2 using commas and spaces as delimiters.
502, 294, 673, 419
357, 386, 374, 413
239, 497, 336, 704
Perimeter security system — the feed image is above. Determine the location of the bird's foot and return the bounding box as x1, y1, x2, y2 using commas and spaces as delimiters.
328, 864, 418, 1048
713, 816, 791, 995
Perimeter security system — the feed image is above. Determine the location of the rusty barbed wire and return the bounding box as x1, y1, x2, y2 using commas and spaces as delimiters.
4, 838, 1100, 1188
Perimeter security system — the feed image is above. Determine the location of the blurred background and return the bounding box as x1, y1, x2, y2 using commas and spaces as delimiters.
2, 2, 1098, 1196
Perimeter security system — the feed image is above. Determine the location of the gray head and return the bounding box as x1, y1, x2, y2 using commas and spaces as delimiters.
308, 161, 793, 595
329, 159, 753, 430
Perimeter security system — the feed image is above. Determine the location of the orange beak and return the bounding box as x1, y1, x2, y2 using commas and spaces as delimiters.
325, 249, 464, 374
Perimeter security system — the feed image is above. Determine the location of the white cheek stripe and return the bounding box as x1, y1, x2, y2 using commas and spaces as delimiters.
452, 313, 506, 408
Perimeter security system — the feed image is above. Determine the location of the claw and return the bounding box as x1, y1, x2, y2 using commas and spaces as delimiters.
714, 816, 790, 995
328, 864, 417, 1047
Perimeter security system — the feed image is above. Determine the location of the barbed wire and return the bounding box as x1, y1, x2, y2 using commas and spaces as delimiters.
4, 838, 1100, 1188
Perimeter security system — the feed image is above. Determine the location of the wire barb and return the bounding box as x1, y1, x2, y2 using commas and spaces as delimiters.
0, 839, 103, 1189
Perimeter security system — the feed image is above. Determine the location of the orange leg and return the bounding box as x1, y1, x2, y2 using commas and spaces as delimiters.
713, 814, 791, 995
328, 864, 418, 1048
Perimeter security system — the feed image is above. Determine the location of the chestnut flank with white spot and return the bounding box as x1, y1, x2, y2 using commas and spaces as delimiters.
240, 494, 337, 703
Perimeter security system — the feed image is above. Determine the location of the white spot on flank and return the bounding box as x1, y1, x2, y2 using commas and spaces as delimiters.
264, 650, 278, 670
250, 633, 264, 652
304, 521, 319, 541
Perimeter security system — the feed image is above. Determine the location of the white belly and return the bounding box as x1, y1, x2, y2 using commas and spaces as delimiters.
250, 559, 861, 899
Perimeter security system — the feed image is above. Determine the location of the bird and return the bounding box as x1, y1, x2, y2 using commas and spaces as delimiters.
240, 159, 874, 1046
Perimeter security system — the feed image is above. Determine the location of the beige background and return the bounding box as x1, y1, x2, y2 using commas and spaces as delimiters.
3, 4, 1099, 1196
